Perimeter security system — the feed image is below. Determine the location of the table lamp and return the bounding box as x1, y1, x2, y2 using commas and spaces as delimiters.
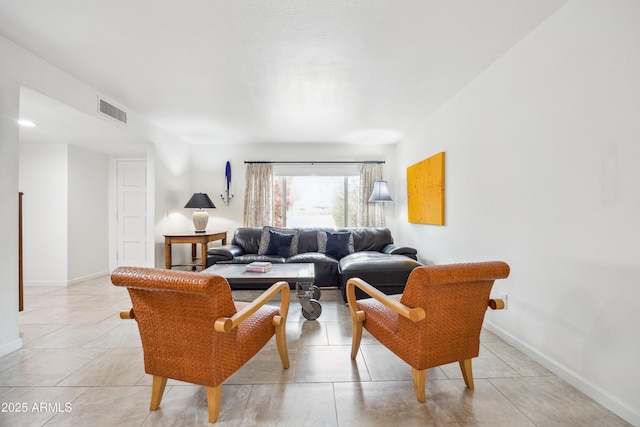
184, 193, 216, 232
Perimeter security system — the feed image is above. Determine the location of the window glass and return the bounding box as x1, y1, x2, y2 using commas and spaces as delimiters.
273, 175, 360, 227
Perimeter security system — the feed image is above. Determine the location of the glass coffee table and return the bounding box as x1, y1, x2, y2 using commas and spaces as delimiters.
202, 263, 322, 320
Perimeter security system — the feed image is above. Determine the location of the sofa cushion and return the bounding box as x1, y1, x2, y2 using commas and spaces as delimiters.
339, 251, 423, 301
340, 252, 422, 274
258, 227, 300, 255
317, 231, 354, 258
287, 252, 340, 286
265, 230, 295, 257
297, 228, 331, 253
232, 227, 263, 254
349, 227, 393, 252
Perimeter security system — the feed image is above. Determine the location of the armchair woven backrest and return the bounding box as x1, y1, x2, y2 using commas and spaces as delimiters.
111, 267, 238, 386
398, 261, 510, 369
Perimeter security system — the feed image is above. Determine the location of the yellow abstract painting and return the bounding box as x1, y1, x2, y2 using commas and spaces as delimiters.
407, 152, 445, 225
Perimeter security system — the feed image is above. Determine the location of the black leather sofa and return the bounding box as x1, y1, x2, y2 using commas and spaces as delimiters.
206, 226, 422, 300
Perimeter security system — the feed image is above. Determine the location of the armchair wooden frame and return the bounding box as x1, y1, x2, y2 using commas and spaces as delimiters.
346, 261, 509, 403
213, 280, 290, 367
114, 267, 290, 423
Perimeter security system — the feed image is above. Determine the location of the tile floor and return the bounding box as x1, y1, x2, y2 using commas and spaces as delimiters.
0, 275, 630, 426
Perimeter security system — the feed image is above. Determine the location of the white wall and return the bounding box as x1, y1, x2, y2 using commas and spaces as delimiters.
0, 75, 22, 357
19, 144, 109, 285
152, 137, 192, 267
394, 1, 640, 423
68, 145, 109, 282
19, 144, 69, 285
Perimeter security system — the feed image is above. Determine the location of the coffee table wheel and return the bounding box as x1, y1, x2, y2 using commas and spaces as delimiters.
302, 299, 322, 320
312, 285, 321, 300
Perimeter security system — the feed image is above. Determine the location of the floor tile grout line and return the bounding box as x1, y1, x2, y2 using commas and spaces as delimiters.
51, 348, 110, 387
485, 377, 540, 426
481, 341, 553, 379
331, 382, 340, 427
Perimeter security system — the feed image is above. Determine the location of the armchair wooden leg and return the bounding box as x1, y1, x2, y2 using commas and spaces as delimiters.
412, 368, 426, 403
350, 310, 366, 359
346, 280, 366, 359
459, 358, 474, 389
206, 384, 222, 423
150, 376, 168, 410
273, 315, 290, 369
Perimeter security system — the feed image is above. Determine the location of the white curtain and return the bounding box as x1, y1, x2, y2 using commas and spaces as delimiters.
359, 163, 385, 227
243, 163, 273, 226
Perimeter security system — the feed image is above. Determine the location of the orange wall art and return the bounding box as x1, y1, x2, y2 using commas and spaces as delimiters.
407, 152, 445, 225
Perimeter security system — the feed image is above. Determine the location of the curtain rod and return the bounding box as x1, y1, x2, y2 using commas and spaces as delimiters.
244, 160, 385, 164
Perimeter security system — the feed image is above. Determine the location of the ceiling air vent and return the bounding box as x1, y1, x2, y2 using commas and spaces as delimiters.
98, 98, 127, 124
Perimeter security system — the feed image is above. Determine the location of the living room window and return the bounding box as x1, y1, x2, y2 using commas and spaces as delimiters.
273, 164, 360, 228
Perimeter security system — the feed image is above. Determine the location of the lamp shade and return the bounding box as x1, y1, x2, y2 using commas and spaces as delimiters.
368, 181, 393, 202
184, 193, 216, 209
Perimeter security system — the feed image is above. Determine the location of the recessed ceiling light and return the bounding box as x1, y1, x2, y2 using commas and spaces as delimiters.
18, 120, 37, 127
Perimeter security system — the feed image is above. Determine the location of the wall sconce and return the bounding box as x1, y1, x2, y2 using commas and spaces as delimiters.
369, 181, 393, 202
184, 193, 216, 232
221, 160, 234, 206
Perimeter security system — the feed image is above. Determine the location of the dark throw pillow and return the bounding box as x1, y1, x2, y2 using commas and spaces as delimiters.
258, 226, 300, 255
264, 230, 295, 257
324, 231, 352, 259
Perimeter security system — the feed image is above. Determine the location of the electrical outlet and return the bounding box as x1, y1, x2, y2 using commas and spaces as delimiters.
500, 293, 508, 310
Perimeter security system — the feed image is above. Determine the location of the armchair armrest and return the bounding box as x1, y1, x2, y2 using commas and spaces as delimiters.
120, 309, 135, 319
214, 281, 290, 332
489, 298, 505, 310
207, 245, 245, 260
346, 277, 425, 322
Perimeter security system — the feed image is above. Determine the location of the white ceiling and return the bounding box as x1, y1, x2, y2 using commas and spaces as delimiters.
0, 0, 568, 151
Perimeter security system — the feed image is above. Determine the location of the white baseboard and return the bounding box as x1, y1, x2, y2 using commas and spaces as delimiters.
484, 321, 639, 426
68, 271, 109, 286
0, 337, 23, 358
24, 271, 110, 287
24, 280, 68, 287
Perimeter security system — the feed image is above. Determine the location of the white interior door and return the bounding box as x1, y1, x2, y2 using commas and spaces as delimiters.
116, 159, 147, 267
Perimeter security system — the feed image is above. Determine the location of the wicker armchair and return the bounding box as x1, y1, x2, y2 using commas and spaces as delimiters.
111, 267, 290, 423
346, 261, 510, 402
